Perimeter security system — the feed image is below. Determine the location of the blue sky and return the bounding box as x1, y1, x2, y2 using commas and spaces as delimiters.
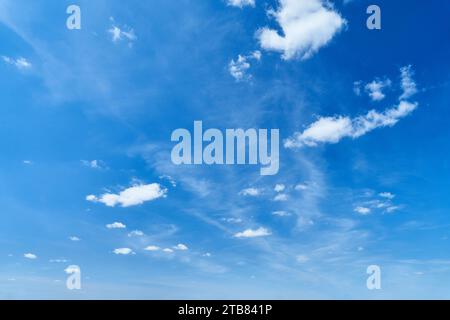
0, 0, 450, 299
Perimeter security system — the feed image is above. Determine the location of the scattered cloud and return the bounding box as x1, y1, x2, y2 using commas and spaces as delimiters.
113, 248, 135, 255
49, 258, 68, 263
81, 160, 106, 170
379, 192, 395, 200
354, 206, 371, 215
227, 0, 255, 8
106, 222, 126, 229
64, 265, 80, 274
272, 210, 291, 217
128, 230, 144, 237
69, 236, 80, 241
22, 160, 33, 165
163, 248, 174, 253
274, 184, 286, 192
144, 245, 160, 251
274, 193, 288, 201
173, 243, 189, 251
108, 17, 137, 46
400, 65, 418, 100
258, 0, 345, 60
2, 56, 32, 69
239, 187, 261, 197
229, 51, 261, 81
234, 227, 271, 238
295, 183, 308, 191
87, 183, 167, 207
365, 78, 392, 101
24, 253, 37, 259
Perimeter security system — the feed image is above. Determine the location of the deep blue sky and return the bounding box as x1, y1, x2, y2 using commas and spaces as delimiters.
0, 0, 449, 299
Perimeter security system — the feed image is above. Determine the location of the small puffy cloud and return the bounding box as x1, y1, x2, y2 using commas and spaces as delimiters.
379, 192, 395, 199
108, 17, 137, 46
234, 227, 271, 238
163, 248, 174, 253
23, 160, 33, 165
258, 0, 345, 60
274, 194, 288, 202
400, 65, 418, 100
2, 56, 32, 69
24, 253, 37, 259
106, 222, 126, 229
365, 79, 392, 101
81, 160, 105, 169
354, 206, 371, 215
239, 187, 261, 196
113, 248, 134, 255
272, 210, 291, 217
69, 236, 80, 241
87, 183, 167, 207
274, 184, 286, 192
173, 243, 189, 251
128, 230, 144, 237
144, 245, 161, 251
229, 51, 261, 81
227, 0, 255, 8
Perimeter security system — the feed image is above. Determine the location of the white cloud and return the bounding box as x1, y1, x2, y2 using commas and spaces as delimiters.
272, 210, 291, 217
258, 0, 345, 60
223, 217, 243, 223
163, 248, 174, 253
69, 236, 80, 241
274, 194, 288, 202
113, 248, 134, 255
295, 183, 308, 191
87, 183, 167, 207
354, 206, 371, 215
229, 51, 261, 81
2, 56, 32, 69
239, 187, 261, 196
64, 265, 80, 274
106, 222, 126, 229
173, 243, 189, 251
128, 230, 144, 237
386, 206, 401, 213
24, 253, 37, 259
296, 255, 310, 263
23, 160, 33, 165
49, 258, 68, 263
108, 17, 137, 45
365, 79, 392, 101
144, 245, 160, 251
274, 184, 286, 192
400, 65, 418, 100
285, 100, 418, 148
81, 160, 105, 169
234, 227, 271, 238
227, 0, 255, 8
379, 192, 395, 200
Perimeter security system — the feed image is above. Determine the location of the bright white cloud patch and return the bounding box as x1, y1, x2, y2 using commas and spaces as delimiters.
128, 230, 144, 237
2, 56, 32, 69
234, 227, 271, 238
87, 183, 167, 207
365, 79, 392, 101
274, 184, 286, 192
113, 248, 134, 255
239, 187, 261, 196
285, 66, 419, 148
24, 253, 37, 259
106, 222, 126, 229
173, 243, 189, 251
354, 206, 371, 215
163, 248, 174, 253
227, 0, 255, 8
69, 236, 80, 241
228, 51, 261, 81
144, 245, 160, 251
400, 65, 418, 100
258, 0, 345, 60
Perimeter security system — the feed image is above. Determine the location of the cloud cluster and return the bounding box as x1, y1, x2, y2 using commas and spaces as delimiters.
87, 183, 167, 207
2, 56, 32, 69
258, 0, 345, 60
229, 51, 261, 81
227, 0, 255, 8
285, 66, 419, 148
